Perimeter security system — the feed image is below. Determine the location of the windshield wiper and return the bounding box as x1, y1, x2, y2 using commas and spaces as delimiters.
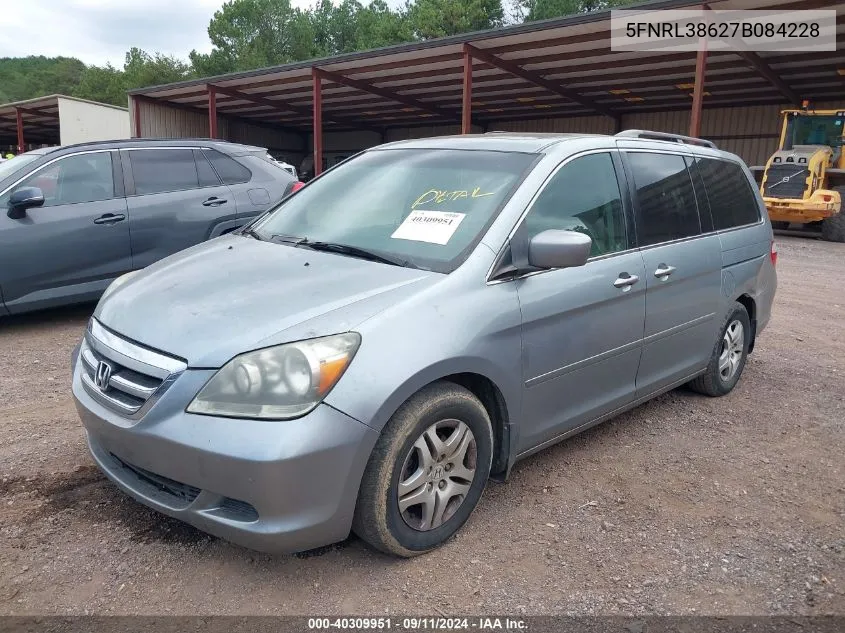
269, 233, 309, 245
240, 227, 265, 241
304, 241, 412, 268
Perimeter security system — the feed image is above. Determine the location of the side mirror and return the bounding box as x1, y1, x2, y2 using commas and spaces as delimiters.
7, 187, 44, 219
528, 229, 592, 270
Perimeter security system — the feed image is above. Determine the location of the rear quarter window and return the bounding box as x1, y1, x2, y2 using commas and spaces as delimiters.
204, 149, 251, 185
697, 158, 761, 230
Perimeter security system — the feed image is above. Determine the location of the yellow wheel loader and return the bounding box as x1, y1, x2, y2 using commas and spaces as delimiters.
752, 106, 845, 242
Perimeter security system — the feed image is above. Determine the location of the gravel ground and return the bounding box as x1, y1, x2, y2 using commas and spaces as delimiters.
0, 235, 843, 616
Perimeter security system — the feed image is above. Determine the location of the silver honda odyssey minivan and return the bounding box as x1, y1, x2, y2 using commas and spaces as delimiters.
72, 130, 777, 557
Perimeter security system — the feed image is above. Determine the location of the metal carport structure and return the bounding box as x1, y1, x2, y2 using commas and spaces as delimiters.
128, 0, 845, 176
0, 95, 130, 153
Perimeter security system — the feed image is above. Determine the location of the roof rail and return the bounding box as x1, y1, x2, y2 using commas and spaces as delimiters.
615, 129, 717, 149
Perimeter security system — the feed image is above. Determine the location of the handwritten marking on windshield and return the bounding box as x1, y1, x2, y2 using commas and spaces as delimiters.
412, 187, 495, 209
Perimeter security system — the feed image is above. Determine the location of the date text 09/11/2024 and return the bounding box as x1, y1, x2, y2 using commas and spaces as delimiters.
307, 617, 528, 630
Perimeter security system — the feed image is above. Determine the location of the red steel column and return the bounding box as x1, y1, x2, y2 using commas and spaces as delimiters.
208, 85, 218, 139
689, 40, 708, 138
462, 46, 473, 135
15, 108, 24, 153
312, 68, 323, 177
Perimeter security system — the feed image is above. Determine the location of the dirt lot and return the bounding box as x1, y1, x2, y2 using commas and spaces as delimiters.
0, 235, 843, 616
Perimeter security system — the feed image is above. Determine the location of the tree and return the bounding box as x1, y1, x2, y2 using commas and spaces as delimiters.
517, 0, 640, 23
355, 0, 414, 50
190, 0, 317, 74
0, 56, 86, 104
407, 0, 504, 40
73, 64, 127, 106
123, 47, 194, 89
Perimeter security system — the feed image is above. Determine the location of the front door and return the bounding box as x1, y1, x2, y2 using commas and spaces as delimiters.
0, 150, 131, 313
514, 151, 646, 454
621, 151, 723, 396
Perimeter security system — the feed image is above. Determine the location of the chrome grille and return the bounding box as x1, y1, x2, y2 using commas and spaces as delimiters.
79, 319, 186, 419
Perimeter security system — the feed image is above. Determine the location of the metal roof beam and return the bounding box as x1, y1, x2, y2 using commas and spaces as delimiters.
733, 50, 801, 106
315, 68, 479, 128
464, 43, 617, 120
211, 83, 312, 118
698, 4, 801, 106
211, 82, 383, 134
134, 94, 307, 137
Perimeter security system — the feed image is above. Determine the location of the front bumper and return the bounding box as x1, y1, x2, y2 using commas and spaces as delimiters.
71, 348, 379, 554
764, 196, 838, 223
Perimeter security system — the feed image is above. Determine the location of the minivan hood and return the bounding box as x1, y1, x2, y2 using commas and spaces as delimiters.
95, 236, 439, 366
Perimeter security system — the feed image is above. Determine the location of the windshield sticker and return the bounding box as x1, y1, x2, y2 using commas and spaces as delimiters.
391, 210, 466, 245
411, 187, 495, 209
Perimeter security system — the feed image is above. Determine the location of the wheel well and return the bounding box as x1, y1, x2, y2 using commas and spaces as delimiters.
736, 294, 757, 353
442, 373, 510, 477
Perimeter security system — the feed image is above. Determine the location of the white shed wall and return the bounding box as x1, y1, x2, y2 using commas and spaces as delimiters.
58, 97, 129, 145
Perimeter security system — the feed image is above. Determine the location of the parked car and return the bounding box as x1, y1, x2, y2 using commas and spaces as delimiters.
71, 130, 777, 557
0, 139, 297, 315
266, 154, 299, 179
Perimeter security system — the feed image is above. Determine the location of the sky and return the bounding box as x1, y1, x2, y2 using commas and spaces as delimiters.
0, 0, 319, 68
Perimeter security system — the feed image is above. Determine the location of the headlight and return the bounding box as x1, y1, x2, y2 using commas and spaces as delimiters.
186, 333, 360, 420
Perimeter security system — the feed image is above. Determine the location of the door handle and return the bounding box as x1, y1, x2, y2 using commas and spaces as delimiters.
613, 273, 639, 289
93, 213, 126, 225
202, 197, 227, 207
654, 264, 677, 279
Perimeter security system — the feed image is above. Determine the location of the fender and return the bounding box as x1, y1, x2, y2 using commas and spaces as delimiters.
206, 219, 247, 239
331, 355, 521, 478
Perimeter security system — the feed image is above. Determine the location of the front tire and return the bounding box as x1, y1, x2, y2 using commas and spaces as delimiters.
821, 212, 845, 242
688, 302, 751, 397
352, 382, 493, 557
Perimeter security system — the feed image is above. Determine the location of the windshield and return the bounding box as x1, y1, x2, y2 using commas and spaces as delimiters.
0, 152, 42, 182
251, 148, 537, 273
787, 114, 845, 148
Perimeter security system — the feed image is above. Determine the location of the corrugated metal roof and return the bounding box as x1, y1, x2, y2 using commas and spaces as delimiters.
130, 0, 845, 133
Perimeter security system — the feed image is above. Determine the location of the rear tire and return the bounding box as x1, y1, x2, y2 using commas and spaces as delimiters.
688, 303, 751, 397
352, 382, 493, 557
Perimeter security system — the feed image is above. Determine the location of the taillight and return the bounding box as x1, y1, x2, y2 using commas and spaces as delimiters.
291, 181, 305, 192
823, 194, 832, 202
770, 240, 778, 266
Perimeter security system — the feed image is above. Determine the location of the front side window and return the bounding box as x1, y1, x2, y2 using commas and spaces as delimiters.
627, 152, 701, 246
696, 157, 761, 230
3, 152, 114, 207
252, 148, 538, 273
522, 152, 627, 257
130, 149, 199, 195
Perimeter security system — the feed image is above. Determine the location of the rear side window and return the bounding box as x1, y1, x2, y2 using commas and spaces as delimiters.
697, 158, 761, 230
194, 150, 221, 187
130, 149, 198, 195
627, 152, 701, 246
203, 149, 251, 185
523, 152, 628, 257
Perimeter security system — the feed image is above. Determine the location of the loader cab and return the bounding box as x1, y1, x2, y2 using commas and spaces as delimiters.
779, 109, 845, 168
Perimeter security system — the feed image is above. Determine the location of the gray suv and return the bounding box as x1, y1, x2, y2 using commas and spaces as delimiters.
0, 139, 296, 315
71, 131, 777, 557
